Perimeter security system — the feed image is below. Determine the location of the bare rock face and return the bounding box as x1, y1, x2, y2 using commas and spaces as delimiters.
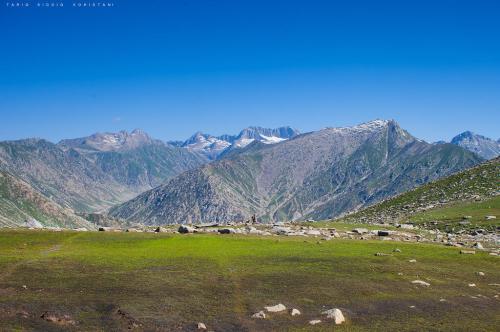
450, 131, 500, 160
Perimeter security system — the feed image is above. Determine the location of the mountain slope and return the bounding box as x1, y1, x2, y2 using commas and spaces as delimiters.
339, 157, 499, 228
178, 126, 300, 159
0, 170, 92, 228
450, 131, 500, 159
110, 120, 483, 225
0, 132, 206, 212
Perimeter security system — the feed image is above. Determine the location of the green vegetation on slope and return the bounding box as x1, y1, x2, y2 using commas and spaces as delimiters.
0, 230, 498, 331
338, 157, 499, 230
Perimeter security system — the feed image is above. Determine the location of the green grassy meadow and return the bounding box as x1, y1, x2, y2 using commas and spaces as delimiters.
0, 230, 499, 331
409, 196, 500, 231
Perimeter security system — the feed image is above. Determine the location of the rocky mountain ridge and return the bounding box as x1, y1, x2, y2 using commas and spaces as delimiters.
0, 134, 206, 212
449, 131, 500, 160
176, 126, 300, 159
110, 120, 482, 225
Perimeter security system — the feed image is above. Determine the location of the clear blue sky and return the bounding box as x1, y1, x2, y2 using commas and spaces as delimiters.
1, 0, 499, 143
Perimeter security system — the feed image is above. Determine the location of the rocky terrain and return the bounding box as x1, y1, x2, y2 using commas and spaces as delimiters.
0, 131, 205, 215
0, 170, 91, 229
449, 131, 500, 159
340, 157, 499, 226
110, 120, 482, 225
173, 126, 300, 159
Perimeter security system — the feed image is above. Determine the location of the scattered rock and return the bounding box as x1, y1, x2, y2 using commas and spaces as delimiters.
393, 248, 402, 253
322, 308, 345, 324
290, 308, 301, 316
218, 228, 236, 234
408, 259, 417, 263
411, 280, 430, 287
115, 308, 141, 329
439, 298, 446, 302
251, 311, 266, 319
485, 215, 496, 220
178, 225, 195, 234
309, 319, 321, 325
352, 228, 368, 234
40, 312, 75, 326
473, 242, 484, 250
463, 216, 472, 219
476, 271, 485, 276
16, 310, 30, 318
460, 250, 476, 255
197, 322, 207, 330
265, 303, 287, 312
398, 224, 414, 230
468, 283, 476, 287
375, 252, 391, 256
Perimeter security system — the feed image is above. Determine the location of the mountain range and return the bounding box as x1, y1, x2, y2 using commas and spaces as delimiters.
0, 120, 495, 228
0, 132, 205, 213
170, 126, 300, 159
110, 120, 482, 224
449, 131, 500, 160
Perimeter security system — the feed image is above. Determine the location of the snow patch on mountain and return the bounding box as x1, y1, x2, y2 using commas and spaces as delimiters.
179, 126, 300, 159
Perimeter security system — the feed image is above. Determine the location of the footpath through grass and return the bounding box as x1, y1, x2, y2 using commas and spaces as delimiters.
0, 230, 499, 331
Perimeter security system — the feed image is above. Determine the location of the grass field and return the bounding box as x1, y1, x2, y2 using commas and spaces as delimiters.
409, 196, 500, 231
0, 230, 499, 331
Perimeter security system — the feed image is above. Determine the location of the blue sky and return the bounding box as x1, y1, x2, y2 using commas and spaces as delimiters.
1, 0, 499, 142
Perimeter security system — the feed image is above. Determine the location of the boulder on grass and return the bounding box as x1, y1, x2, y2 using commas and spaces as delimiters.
178, 225, 195, 234
322, 308, 345, 324
251, 311, 266, 319
265, 303, 287, 312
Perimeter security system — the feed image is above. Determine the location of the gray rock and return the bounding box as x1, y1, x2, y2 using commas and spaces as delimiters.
322, 308, 345, 324
352, 228, 369, 234
411, 280, 430, 287
218, 228, 236, 234
251, 311, 266, 319
265, 303, 287, 312
473, 242, 484, 250
178, 225, 195, 234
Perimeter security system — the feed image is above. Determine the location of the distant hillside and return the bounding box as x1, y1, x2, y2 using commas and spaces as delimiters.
110, 120, 483, 225
0, 170, 92, 228
450, 131, 500, 159
0, 132, 206, 212
177, 126, 300, 159
340, 157, 499, 227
